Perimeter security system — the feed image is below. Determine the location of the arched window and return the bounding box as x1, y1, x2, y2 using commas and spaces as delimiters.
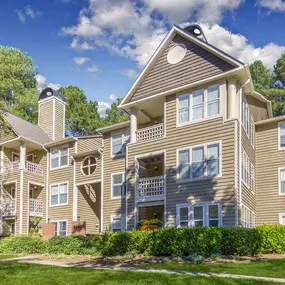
81, 156, 97, 175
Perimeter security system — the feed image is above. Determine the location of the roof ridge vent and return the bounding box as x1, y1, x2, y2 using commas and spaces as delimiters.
183, 24, 207, 43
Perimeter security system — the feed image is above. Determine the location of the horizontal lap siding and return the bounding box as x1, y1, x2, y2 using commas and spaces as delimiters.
102, 132, 126, 232
39, 100, 53, 140
54, 101, 65, 141
256, 122, 285, 224
247, 96, 268, 122
127, 95, 236, 228
77, 137, 102, 153
130, 35, 234, 102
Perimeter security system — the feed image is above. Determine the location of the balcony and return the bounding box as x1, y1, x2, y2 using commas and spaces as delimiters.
0, 161, 43, 176
29, 199, 43, 217
136, 123, 164, 143
1, 198, 15, 217
26, 161, 44, 176
137, 176, 165, 202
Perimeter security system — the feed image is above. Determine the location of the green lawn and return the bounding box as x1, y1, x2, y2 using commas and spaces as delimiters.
0, 255, 18, 260
0, 262, 280, 285
135, 258, 285, 279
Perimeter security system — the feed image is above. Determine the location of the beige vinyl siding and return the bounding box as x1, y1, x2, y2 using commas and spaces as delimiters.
75, 155, 101, 185
39, 100, 54, 140
130, 35, 235, 103
48, 142, 75, 235
77, 183, 101, 234
77, 137, 102, 153
0, 126, 17, 144
127, 94, 237, 228
256, 122, 285, 224
102, 131, 127, 231
54, 100, 65, 141
247, 96, 268, 122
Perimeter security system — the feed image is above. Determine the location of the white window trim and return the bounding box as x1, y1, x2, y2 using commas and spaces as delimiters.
251, 163, 255, 194
110, 215, 126, 232
110, 130, 130, 158
278, 167, 285, 196
176, 84, 222, 128
278, 122, 285, 151
111, 172, 125, 199
81, 156, 97, 176
176, 141, 222, 183
50, 220, 68, 236
50, 144, 69, 170
251, 117, 255, 148
241, 204, 255, 228
176, 201, 222, 228
279, 213, 285, 225
241, 96, 250, 138
241, 149, 250, 188
49, 182, 69, 207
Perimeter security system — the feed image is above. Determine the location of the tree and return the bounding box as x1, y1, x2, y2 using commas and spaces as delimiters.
58, 85, 101, 135
105, 98, 129, 125
0, 46, 37, 106
274, 54, 285, 86
249, 60, 273, 90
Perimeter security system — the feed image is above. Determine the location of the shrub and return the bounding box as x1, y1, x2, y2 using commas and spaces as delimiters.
46, 235, 100, 255
138, 219, 162, 226
0, 236, 46, 254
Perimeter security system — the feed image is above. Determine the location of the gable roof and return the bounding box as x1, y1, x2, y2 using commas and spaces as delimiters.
3, 111, 51, 145
120, 25, 244, 107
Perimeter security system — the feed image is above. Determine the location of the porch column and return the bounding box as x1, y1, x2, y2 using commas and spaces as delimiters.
228, 78, 237, 120
130, 107, 137, 144
19, 141, 26, 234
19, 141, 26, 170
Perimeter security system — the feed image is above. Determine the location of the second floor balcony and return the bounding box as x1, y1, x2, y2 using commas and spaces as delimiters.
136, 123, 164, 143
1, 161, 43, 176
137, 176, 165, 202
29, 199, 44, 217
1, 198, 15, 217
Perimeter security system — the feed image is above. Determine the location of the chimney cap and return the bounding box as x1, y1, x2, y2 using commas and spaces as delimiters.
38, 87, 66, 103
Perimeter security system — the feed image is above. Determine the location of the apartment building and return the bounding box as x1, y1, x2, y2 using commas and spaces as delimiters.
1, 24, 285, 236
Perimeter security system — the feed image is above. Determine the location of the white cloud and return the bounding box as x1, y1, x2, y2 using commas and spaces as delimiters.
97, 101, 111, 116
108, 94, 117, 101
15, 10, 26, 23
70, 38, 95, 50
16, 5, 42, 23
121, 68, 138, 79
258, 0, 285, 12
199, 23, 285, 70
87, 65, 99, 73
35, 74, 61, 91
73, 57, 90, 65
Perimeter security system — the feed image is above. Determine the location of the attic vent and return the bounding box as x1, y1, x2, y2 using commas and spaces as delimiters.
46, 91, 52, 96
167, 43, 187, 64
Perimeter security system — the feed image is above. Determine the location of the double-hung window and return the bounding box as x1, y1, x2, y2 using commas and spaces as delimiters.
241, 149, 249, 186
177, 142, 220, 181
54, 221, 67, 236
242, 96, 249, 135
279, 168, 285, 195
50, 183, 68, 206
251, 117, 255, 146
112, 173, 125, 198
279, 123, 285, 149
112, 130, 130, 156
251, 164, 255, 193
177, 202, 221, 228
178, 85, 220, 124
241, 205, 254, 228
50, 146, 68, 169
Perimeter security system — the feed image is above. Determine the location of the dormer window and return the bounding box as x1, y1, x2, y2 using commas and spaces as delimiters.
178, 84, 220, 124
50, 145, 68, 169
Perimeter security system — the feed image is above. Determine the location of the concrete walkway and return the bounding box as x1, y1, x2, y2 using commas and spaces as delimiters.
2, 256, 285, 284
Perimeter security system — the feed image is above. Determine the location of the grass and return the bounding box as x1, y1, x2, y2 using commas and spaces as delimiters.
0, 255, 18, 260
134, 258, 285, 279
0, 262, 281, 285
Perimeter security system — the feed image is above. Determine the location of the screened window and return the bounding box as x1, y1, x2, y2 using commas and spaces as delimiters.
81, 156, 97, 175
242, 96, 249, 135
177, 143, 220, 181
50, 183, 68, 206
242, 149, 250, 186
112, 173, 125, 198
280, 169, 285, 195
193, 206, 204, 227
241, 205, 254, 228
209, 205, 219, 226
251, 164, 255, 193
112, 130, 130, 156
178, 85, 220, 124
279, 123, 285, 149
54, 221, 67, 236
179, 207, 189, 228
51, 146, 68, 169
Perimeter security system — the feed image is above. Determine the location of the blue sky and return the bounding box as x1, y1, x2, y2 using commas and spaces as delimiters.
0, 0, 285, 115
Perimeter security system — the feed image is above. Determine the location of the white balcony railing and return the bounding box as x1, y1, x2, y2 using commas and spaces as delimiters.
137, 176, 164, 202
1, 198, 15, 216
26, 161, 44, 176
29, 199, 43, 217
1, 161, 20, 174
136, 123, 164, 143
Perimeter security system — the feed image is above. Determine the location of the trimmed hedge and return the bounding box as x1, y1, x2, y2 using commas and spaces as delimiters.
1, 225, 285, 257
